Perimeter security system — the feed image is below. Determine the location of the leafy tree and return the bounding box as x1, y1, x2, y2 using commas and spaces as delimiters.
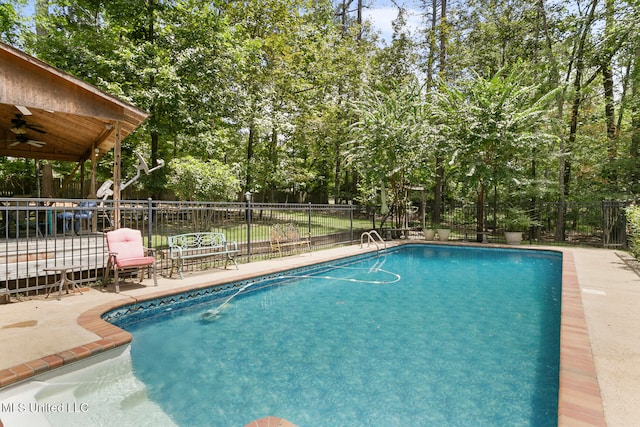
0, 0, 26, 46
166, 156, 240, 201
30, 0, 233, 196
347, 82, 434, 227
631, 31, 640, 194
2, 0, 639, 217
455, 0, 542, 76
373, 8, 420, 90
436, 67, 558, 231
625, 204, 640, 259
0, 158, 36, 195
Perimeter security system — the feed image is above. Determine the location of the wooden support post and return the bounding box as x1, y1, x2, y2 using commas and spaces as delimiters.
113, 121, 121, 229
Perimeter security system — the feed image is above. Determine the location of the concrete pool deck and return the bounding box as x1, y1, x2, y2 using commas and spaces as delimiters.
0, 243, 639, 426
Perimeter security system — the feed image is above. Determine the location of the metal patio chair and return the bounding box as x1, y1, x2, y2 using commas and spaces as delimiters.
104, 227, 157, 293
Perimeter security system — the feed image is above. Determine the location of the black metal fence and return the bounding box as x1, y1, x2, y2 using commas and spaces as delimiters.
0, 197, 631, 297
421, 200, 631, 248
0, 198, 370, 297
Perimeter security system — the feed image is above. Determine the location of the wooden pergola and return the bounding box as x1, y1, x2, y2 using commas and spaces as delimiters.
0, 41, 149, 206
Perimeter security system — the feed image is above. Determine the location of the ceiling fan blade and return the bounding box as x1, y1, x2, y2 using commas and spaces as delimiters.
27, 125, 47, 134
15, 105, 32, 116
11, 116, 26, 126
8, 114, 47, 139
5, 132, 46, 147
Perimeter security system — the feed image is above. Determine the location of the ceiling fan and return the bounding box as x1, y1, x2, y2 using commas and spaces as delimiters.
7, 134, 46, 148
10, 113, 47, 135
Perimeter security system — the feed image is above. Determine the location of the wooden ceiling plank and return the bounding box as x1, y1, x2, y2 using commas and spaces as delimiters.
0, 148, 80, 162
80, 123, 115, 162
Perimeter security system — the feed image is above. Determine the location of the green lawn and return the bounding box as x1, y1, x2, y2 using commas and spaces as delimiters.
149, 214, 372, 248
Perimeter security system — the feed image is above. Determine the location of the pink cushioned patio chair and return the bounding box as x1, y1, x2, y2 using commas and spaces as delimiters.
104, 228, 158, 293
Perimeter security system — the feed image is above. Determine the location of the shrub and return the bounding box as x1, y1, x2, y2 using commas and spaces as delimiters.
501, 207, 541, 231
167, 156, 240, 201
625, 205, 640, 259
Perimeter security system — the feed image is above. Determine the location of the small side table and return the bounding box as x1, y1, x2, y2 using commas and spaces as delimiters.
44, 265, 84, 301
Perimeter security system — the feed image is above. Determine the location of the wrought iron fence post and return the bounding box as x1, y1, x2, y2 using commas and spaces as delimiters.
147, 198, 153, 249
350, 204, 354, 243
308, 202, 312, 242
245, 192, 252, 261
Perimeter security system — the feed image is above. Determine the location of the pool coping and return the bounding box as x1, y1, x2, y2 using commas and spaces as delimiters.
0, 243, 606, 426
557, 250, 606, 426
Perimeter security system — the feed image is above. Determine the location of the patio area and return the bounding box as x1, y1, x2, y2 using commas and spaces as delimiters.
0, 243, 639, 426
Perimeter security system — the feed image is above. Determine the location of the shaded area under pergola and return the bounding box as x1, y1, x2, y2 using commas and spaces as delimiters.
0, 41, 149, 204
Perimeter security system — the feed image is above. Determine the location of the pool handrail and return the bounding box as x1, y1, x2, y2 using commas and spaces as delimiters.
360, 230, 386, 252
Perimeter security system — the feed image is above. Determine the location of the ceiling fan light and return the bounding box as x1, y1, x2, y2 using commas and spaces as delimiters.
10, 126, 27, 135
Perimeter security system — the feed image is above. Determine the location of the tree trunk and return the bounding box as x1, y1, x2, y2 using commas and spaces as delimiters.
150, 130, 159, 197
357, 0, 363, 40
566, 0, 598, 194
433, 160, 443, 225
602, 0, 617, 183
536, 0, 566, 241
425, 0, 437, 92
560, 0, 598, 241
246, 123, 255, 193
35, 0, 49, 37
334, 139, 341, 203
631, 45, 640, 193
41, 163, 54, 199
433, 0, 447, 225
269, 124, 278, 202
146, 0, 160, 198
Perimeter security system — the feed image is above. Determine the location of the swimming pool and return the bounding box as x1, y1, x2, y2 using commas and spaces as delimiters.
112, 244, 562, 426
0, 244, 562, 426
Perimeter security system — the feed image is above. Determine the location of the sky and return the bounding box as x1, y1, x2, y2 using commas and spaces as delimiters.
19, 0, 425, 44
363, 0, 425, 42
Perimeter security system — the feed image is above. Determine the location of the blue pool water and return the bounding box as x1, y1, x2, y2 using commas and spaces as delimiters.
115, 245, 562, 427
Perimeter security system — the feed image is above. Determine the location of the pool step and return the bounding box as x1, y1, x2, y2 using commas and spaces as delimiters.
38, 375, 176, 427
0, 348, 176, 427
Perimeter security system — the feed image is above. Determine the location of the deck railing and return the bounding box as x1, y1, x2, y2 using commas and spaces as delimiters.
0, 197, 631, 297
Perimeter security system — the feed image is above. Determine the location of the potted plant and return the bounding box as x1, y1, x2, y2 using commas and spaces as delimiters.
502, 209, 539, 245
436, 224, 451, 241
423, 224, 436, 240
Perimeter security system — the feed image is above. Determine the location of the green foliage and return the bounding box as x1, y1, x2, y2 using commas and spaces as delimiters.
625, 205, 640, 259
167, 156, 240, 202
1, 0, 638, 209
501, 207, 542, 231
436, 66, 558, 197
0, 158, 35, 195
346, 81, 436, 226
30, 0, 235, 196
456, 0, 543, 76
0, 0, 26, 47
347, 82, 434, 187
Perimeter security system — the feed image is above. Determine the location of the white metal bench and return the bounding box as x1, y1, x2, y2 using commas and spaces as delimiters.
168, 232, 239, 279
